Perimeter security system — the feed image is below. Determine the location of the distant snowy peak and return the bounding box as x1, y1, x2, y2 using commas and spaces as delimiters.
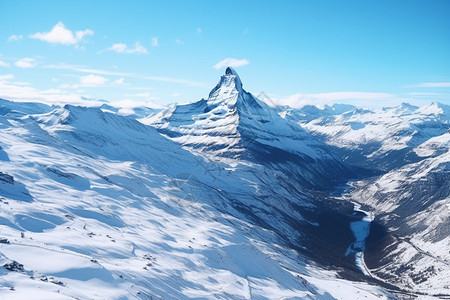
278, 103, 357, 123
37, 105, 105, 127
0, 98, 55, 116
99, 103, 162, 119
395, 102, 418, 112
416, 101, 450, 120
287, 100, 450, 171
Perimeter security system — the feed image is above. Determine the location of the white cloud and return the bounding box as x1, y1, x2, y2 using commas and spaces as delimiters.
46, 63, 130, 77
80, 74, 108, 86
115, 77, 124, 84
112, 99, 166, 111
0, 60, 9, 67
171, 92, 181, 97
196, 27, 202, 34
45, 63, 206, 86
140, 75, 204, 86
0, 73, 165, 108
125, 92, 151, 98
8, 34, 23, 42
175, 39, 184, 45
151, 37, 159, 47
0, 74, 14, 81
267, 92, 394, 108
59, 83, 79, 89
0, 79, 86, 105
309, 92, 393, 101
15, 58, 37, 68
108, 43, 127, 52
408, 92, 443, 96
30, 22, 93, 45
103, 42, 148, 54
213, 58, 250, 69
414, 82, 450, 88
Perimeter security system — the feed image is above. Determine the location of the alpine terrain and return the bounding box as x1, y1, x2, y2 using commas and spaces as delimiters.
0, 68, 448, 299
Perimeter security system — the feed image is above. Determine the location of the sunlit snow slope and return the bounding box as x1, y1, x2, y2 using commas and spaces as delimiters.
0, 90, 393, 300
2, 68, 447, 299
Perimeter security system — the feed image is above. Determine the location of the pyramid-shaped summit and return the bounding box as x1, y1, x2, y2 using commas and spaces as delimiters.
207, 67, 244, 104
144, 67, 344, 170
225, 66, 237, 75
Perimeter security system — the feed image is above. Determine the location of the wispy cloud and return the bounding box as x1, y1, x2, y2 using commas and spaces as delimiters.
58, 83, 79, 89
413, 82, 450, 88
308, 92, 393, 101
45, 63, 205, 86
125, 92, 151, 98
15, 58, 37, 69
45, 64, 131, 77
151, 37, 159, 47
140, 75, 204, 86
110, 99, 166, 110
267, 92, 394, 108
102, 42, 148, 54
80, 74, 108, 86
0, 60, 9, 67
175, 39, 184, 45
0, 74, 164, 108
114, 77, 125, 84
0, 75, 85, 105
213, 58, 250, 69
30, 22, 93, 45
196, 27, 202, 34
408, 92, 444, 96
8, 34, 23, 42
0, 74, 14, 81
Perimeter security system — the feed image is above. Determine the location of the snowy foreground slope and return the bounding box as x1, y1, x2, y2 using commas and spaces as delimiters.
0, 101, 392, 298
0, 68, 448, 299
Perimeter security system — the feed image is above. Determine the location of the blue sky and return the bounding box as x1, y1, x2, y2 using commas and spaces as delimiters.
0, 0, 449, 108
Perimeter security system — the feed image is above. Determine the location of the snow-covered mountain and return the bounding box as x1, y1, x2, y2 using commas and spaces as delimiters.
284, 102, 450, 172
278, 100, 450, 297
144, 67, 320, 157
143, 67, 352, 189
347, 131, 450, 296
0, 92, 392, 298
0, 68, 448, 299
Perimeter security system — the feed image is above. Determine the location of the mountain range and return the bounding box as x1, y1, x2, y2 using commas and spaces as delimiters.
0, 68, 448, 299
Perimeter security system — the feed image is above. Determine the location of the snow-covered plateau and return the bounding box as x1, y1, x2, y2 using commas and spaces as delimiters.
0, 68, 448, 299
